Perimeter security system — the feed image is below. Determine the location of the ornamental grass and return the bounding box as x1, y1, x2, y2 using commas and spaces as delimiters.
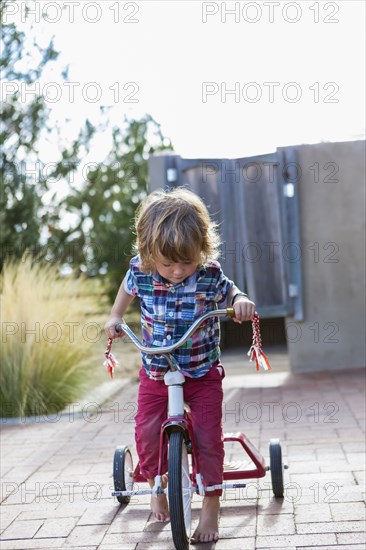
0, 256, 105, 418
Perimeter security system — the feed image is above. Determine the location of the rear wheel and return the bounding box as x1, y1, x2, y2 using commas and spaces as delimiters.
168, 431, 192, 550
113, 445, 134, 504
269, 439, 284, 498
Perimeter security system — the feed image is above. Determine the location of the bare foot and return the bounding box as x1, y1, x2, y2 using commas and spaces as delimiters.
148, 475, 170, 522
191, 496, 220, 543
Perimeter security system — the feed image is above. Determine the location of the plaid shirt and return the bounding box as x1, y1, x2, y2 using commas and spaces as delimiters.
124, 255, 234, 381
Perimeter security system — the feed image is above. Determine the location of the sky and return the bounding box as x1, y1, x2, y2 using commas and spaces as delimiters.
3, 0, 366, 161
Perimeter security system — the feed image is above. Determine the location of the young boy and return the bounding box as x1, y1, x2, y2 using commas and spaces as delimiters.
105, 188, 255, 542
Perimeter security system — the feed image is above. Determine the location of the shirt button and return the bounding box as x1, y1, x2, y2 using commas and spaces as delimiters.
166, 335, 172, 340
169, 312, 174, 317
170, 288, 175, 293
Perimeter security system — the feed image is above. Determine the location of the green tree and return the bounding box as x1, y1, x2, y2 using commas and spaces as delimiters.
48, 115, 173, 301
1, 0, 173, 296
0, 0, 93, 269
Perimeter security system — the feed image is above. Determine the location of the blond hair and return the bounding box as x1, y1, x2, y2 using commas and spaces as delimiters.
134, 188, 221, 273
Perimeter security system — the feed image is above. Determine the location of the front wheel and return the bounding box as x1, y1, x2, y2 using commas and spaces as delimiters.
269, 439, 284, 498
113, 445, 134, 504
168, 431, 192, 550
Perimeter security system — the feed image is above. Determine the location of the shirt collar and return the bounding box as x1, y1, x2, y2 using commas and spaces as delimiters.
152, 264, 207, 286
197, 264, 207, 279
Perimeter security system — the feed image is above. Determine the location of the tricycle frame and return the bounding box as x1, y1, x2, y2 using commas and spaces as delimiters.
110, 308, 286, 550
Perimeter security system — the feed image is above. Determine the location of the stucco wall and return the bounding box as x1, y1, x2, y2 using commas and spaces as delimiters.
285, 141, 366, 371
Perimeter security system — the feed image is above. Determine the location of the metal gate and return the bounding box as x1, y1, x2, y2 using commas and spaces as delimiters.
148, 148, 303, 320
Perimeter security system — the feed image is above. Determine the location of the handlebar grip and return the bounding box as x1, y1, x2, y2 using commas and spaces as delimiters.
115, 323, 122, 333
226, 307, 236, 318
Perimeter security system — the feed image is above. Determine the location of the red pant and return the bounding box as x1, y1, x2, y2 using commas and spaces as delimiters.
135, 364, 225, 496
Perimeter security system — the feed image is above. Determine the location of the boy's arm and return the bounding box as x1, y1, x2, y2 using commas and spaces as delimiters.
104, 277, 135, 339
227, 285, 256, 323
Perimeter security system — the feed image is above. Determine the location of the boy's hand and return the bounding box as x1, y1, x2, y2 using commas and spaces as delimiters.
104, 317, 124, 339
232, 297, 256, 323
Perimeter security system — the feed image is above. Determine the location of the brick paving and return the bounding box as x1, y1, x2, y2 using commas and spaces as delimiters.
1, 363, 365, 550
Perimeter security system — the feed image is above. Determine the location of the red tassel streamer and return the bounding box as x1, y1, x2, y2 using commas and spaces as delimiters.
247, 312, 272, 371
104, 338, 120, 379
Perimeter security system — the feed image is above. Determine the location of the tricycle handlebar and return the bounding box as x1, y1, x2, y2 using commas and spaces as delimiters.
115, 308, 235, 355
